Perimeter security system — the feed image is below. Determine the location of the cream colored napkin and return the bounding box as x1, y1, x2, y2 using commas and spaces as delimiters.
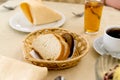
20, 0, 62, 25
0, 56, 48, 80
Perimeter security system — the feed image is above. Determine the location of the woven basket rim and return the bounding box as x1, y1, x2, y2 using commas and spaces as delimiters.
24, 46, 88, 63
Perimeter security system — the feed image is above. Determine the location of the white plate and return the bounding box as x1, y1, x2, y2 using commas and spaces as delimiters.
93, 36, 120, 58
9, 11, 65, 32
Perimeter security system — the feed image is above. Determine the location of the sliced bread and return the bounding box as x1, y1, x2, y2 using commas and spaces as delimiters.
62, 33, 74, 57
32, 33, 64, 60
55, 33, 70, 60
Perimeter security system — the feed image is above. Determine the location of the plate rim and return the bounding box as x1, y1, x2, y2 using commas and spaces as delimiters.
9, 11, 65, 32
93, 36, 106, 55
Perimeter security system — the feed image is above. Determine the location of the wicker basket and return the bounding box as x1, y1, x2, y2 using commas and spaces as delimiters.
23, 28, 89, 70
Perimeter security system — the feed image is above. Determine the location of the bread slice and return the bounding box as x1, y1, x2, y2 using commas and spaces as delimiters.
32, 33, 64, 60
62, 33, 74, 57
55, 34, 70, 60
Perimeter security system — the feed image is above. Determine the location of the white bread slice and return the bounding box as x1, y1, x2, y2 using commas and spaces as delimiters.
20, 0, 62, 25
0, 56, 47, 80
55, 34, 70, 60
32, 33, 64, 60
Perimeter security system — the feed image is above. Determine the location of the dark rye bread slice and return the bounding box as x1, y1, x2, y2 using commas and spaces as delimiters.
62, 33, 74, 57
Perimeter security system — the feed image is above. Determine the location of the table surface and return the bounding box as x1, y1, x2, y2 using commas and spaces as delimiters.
0, 0, 120, 80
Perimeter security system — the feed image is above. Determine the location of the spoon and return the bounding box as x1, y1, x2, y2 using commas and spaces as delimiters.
54, 76, 65, 80
72, 12, 84, 17
3, 5, 17, 10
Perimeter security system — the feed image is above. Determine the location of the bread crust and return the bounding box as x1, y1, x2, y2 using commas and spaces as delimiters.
54, 33, 70, 60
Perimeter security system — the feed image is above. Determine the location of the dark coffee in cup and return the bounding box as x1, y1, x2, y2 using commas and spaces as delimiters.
106, 28, 120, 39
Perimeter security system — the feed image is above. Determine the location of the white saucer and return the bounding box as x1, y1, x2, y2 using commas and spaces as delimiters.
9, 11, 65, 32
93, 36, 120, 58
93, 36, 107, 55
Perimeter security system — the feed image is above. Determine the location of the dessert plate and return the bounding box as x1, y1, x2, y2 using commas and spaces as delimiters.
93, 36, 120, 58
9, 11, 65, 32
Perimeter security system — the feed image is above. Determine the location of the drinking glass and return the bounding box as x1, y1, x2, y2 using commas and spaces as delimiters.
84, 0, 103, 34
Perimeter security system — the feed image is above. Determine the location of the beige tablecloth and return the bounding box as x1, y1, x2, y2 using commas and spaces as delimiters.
0, 0, 120, 80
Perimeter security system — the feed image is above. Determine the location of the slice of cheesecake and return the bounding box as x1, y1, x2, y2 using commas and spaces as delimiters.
20, 0, 62, 25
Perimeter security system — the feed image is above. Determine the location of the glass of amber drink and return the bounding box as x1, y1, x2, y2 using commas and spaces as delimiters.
84, 0, 103, 34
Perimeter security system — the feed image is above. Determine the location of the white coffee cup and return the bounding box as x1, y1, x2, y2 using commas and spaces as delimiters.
103, 26, 120, 53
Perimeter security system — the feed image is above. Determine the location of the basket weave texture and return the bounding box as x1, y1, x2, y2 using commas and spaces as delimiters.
23, 28, 89, 70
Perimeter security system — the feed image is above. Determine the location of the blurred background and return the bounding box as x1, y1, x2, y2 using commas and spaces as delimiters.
0, 0, 85, 4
